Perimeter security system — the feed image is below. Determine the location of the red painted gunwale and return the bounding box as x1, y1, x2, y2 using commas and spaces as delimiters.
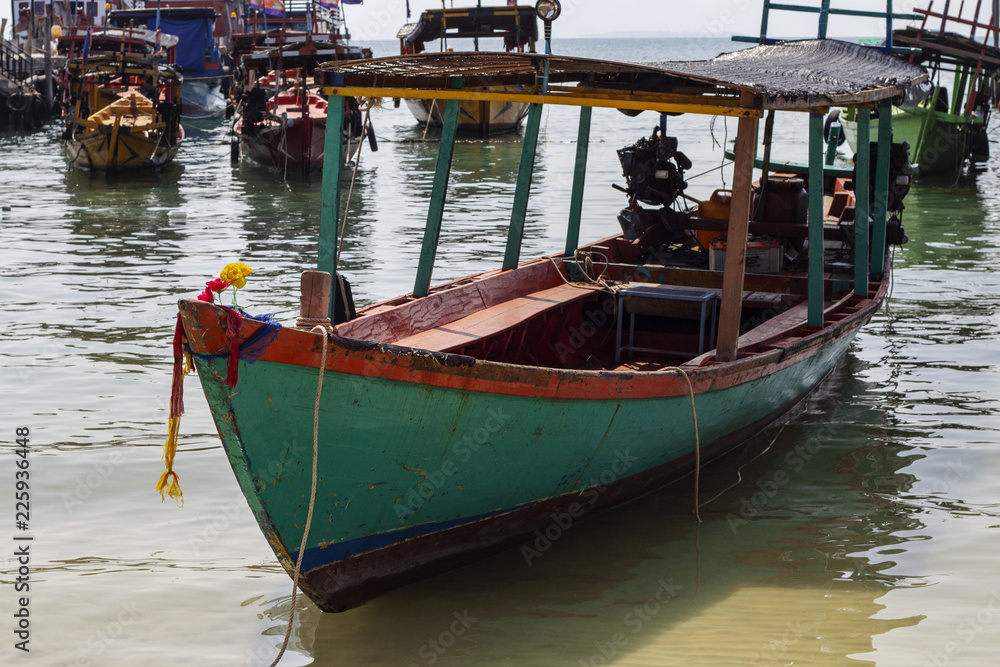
179, 249, 888, 403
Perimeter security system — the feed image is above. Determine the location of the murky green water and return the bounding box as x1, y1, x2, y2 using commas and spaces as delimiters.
1, 38, 999, 666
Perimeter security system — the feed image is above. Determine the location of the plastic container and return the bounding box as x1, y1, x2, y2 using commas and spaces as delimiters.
695, 189, 731, 247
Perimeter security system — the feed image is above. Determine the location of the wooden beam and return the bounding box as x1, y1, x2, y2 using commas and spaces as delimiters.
894, 34, 1000, 67
413, 94, 462, 297
808, 112, 825, 328
565, 106, 592, 256
716, 95, 758, 362
854, 109, 871, 297
321, 86, 764, 118
504, 103, 543, 270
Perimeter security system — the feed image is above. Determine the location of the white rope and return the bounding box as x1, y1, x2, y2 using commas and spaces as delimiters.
663, 366, 702, 523
336, 103, 373, 267
422, 99, 438, 141
269, 325, 327, 667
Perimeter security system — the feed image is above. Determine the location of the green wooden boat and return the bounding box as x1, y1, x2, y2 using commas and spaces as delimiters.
169, 18, 926, 612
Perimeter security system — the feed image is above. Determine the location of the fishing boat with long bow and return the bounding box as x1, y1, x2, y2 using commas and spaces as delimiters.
167, 2, 927, 612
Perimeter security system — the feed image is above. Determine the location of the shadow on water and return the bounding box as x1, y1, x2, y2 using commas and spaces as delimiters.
248, 354, 930, 666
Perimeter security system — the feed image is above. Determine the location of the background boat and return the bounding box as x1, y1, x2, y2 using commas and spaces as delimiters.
396, 3, 538, 136
837, 4, 1000, 176
108, 2, 242, 118
62, 53, 184, 170
228, 0, 371, 170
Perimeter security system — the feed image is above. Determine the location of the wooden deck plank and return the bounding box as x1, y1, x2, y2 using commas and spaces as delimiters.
394, 283, 602, 352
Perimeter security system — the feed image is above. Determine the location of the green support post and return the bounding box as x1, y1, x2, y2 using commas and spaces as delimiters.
319, 94, 345, 317
854, 109, 870, 297
564, 106, 592, 257
503, 103, 543, 270
870, 100, 891, 274
808, 112, 825, 328
759, 0, 771, 41
413, 95, 462, 298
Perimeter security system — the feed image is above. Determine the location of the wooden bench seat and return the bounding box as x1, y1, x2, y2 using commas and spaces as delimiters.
393, 283, 602, 353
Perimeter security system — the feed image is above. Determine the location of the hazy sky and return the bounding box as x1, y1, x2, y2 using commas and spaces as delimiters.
340, 0, 925, 41
0, 1, 983, 44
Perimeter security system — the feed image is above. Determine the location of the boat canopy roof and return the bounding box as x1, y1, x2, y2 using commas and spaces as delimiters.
319, 40, 928, 116
396, 5, 538, 47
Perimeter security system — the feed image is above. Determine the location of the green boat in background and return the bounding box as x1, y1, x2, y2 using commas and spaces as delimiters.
167, 4, 927, 613
838, 6, 1000, 176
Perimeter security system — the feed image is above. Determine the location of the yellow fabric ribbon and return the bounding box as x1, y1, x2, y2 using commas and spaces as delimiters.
156, 416, 184, 506
157, 320, 191, 507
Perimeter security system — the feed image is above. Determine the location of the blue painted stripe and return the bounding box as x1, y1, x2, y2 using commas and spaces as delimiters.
291, 500, 540, 572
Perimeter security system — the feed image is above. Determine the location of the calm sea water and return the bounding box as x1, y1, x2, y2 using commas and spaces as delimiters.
1, 38, 999, 666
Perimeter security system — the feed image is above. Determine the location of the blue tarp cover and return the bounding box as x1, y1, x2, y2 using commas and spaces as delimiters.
152, 18, 209, 72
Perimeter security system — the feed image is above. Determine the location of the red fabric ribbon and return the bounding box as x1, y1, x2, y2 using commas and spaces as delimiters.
223, 307, 244, 387
170, 313, 185, 419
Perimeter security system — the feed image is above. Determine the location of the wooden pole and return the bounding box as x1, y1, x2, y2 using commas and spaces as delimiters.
503, 102, 543, 270
854, 109, 871, 297
808, 112, 825, 328
715, 95, 758, 362
414, 95, 462, 297
564, 106, 592, 256
870, 100, 892, 274
319, 94, 345, 317
297, 270, 332, 329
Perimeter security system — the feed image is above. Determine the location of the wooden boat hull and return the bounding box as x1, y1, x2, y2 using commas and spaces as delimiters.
178, 256, 886, 612
406, 91, 529, 136
65, 129, 182, 170
237, 113, 327, 170
236, 92, 360, 169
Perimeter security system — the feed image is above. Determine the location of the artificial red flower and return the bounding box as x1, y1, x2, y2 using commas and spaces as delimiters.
207, 278, 230, 293
197, 286, 214, 302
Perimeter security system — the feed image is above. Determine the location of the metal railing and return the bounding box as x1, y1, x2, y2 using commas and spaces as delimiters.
0, 37, 33, 84
732, 0, 923, 50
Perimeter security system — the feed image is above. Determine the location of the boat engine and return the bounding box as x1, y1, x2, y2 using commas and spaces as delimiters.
244, 86, 269, 126
616, 128, 692, 209
850, 140, 913, 246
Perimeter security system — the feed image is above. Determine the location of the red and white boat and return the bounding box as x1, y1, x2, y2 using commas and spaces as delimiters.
228, 1, 371, 170
234, 68, 336, 169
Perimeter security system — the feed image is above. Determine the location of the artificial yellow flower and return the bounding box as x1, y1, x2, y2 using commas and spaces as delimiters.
220, 262, 253, 289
